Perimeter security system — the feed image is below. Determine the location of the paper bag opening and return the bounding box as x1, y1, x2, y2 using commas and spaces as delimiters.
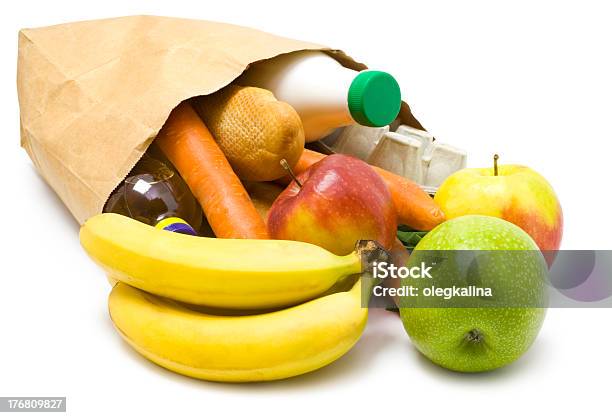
17, 15, 424, 224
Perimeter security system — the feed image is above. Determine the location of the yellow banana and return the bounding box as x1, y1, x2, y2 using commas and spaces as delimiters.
109, 279, 367, 382
80, 213, 363, 309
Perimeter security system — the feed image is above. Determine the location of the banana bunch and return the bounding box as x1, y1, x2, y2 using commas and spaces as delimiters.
80, 213, 376, 382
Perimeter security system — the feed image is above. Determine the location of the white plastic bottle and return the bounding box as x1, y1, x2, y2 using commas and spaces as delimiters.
238, 50, 402, 142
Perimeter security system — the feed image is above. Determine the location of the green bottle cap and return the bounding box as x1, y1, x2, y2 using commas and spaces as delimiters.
348, 71, 402, 127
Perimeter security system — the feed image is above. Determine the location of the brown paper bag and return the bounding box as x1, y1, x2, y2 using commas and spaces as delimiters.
17, 15, 424, 224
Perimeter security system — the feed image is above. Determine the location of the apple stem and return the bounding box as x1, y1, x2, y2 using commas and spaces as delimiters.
465, 329, 484, 344
493, 154, 499, 176
280, 159, 303, 189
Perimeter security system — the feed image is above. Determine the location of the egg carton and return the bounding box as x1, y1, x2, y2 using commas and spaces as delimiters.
322, 124, 467, 191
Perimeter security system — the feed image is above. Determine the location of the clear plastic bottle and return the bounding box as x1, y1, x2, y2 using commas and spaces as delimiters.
104, 151, 202, 235
238, 50, 402, 142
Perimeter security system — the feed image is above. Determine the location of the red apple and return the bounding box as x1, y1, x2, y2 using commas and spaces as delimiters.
268, 154, 397, 255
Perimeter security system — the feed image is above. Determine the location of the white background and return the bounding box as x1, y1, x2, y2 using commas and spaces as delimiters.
1, 0, 611, 417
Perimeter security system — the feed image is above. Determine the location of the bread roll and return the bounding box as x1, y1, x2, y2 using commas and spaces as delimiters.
193, 85, 305, 181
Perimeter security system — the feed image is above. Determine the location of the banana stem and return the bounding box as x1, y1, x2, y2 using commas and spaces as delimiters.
360, 273, 379, 305
355, 240, 390, 306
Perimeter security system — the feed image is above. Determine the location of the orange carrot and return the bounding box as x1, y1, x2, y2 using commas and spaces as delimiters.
156, 102, 269, 239
281, 149, 445, 231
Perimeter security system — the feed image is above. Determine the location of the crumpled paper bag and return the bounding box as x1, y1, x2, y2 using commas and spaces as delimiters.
17, 15, 424, 224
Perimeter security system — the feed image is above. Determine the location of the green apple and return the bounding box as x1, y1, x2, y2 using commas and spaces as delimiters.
399, 215, 548, 372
